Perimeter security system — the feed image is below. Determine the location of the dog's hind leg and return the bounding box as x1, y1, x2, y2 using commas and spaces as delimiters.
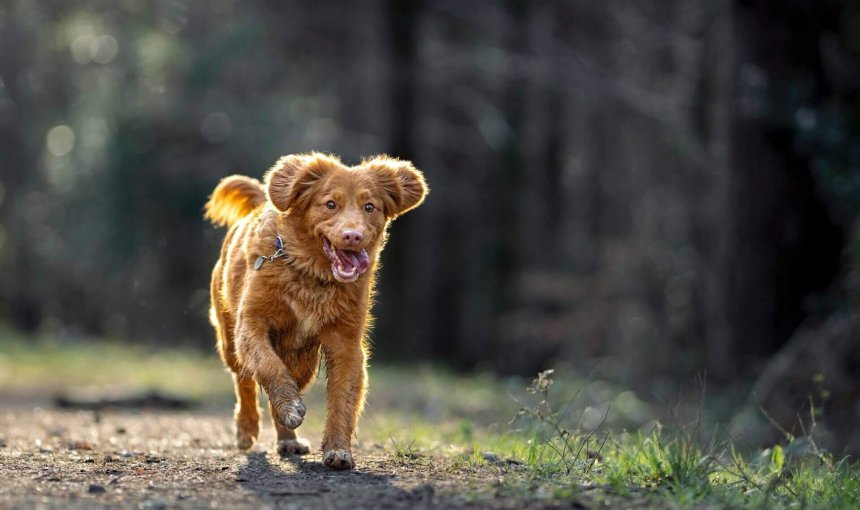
233, 374, 260, 450
212, 303, 260, 450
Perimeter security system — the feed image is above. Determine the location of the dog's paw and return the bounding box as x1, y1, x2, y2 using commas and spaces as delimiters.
323, 449, 355, 470
277, 438, 311, 456
236, 432, 256, 450
273, 397, 306, 429
235, 420, 258, 450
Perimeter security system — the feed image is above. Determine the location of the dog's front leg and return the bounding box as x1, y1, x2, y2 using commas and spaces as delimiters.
235, 315, 306, 430
320, 330, 367, 470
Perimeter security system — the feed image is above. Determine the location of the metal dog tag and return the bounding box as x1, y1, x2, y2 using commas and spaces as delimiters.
254, 256, 266, 270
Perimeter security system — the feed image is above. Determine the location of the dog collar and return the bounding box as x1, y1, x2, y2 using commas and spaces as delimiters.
254, 235, 289, 270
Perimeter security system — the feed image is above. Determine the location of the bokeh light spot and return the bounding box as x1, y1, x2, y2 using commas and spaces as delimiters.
46, 125, 75, 156
90, 35, 118, 64
158, 0, 189, 34
70, 35, 92, 64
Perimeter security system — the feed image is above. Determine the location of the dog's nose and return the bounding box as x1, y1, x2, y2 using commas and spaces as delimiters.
341, 229, 364, 248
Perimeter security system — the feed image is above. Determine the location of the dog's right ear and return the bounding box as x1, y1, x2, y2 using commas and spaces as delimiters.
264, 153, 334, 212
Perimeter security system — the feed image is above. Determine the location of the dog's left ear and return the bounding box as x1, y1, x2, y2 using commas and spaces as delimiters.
265, 153, 334, 212
364, 155, 428, 219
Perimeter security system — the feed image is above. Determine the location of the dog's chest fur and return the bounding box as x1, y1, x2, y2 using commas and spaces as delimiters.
272, 268, 365, 345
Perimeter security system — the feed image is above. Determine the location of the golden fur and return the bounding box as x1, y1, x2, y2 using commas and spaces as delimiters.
205, 152, 427, 470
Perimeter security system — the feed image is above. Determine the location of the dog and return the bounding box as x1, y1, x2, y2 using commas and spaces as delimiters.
204, 152, 427, 470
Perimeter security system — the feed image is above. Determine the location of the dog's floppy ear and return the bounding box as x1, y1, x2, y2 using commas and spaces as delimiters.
364, 155, 428, 219
264, 153, 334, 212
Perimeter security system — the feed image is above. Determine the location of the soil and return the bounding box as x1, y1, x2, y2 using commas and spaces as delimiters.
0, 405, 570, 509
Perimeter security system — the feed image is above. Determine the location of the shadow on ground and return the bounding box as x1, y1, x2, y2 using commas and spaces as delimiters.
239, 452, 437, 508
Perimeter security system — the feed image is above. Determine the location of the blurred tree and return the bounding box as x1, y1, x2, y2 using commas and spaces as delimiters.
0, 2, 858, 416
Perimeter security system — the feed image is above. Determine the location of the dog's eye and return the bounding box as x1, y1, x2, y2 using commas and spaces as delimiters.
325, 200, 336, 210
364, 203, 375, 213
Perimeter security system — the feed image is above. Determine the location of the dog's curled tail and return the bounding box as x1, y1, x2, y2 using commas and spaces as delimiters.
204, 175, 266, 227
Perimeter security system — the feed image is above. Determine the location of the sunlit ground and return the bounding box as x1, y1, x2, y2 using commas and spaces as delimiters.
0, 325, 655, 447
3, 326, 858, 508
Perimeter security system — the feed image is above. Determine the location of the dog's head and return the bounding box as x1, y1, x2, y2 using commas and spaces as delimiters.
264, 153, 428, 283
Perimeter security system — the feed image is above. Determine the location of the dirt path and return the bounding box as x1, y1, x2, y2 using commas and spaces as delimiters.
0, 406, 555, 509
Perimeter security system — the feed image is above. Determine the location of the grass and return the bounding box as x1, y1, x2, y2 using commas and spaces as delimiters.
485, 371, 860, 508
0, 327, 232, 401
1, 327, 858, 508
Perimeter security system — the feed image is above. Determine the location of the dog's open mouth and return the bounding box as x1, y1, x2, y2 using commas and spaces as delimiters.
322, 237, 370, 283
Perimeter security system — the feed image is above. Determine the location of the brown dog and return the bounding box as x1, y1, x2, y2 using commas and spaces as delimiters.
204, 153, 427, 470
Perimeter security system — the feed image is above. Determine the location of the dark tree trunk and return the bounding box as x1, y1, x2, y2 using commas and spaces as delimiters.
376, 0, 423, 359
727, 0, 844, 374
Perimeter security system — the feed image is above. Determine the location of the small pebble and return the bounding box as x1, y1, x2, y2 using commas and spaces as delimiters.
143, 499, 167, 510
88, 483, 106, 494
411, 483, 435, 500
481, 451, 500, 463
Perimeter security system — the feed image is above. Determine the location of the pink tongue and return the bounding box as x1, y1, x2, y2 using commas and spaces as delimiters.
336, 248, 369, 273
356, 250, 370, 272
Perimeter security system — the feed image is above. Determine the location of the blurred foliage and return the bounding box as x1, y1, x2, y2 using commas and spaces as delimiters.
0, 1, 859, 411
